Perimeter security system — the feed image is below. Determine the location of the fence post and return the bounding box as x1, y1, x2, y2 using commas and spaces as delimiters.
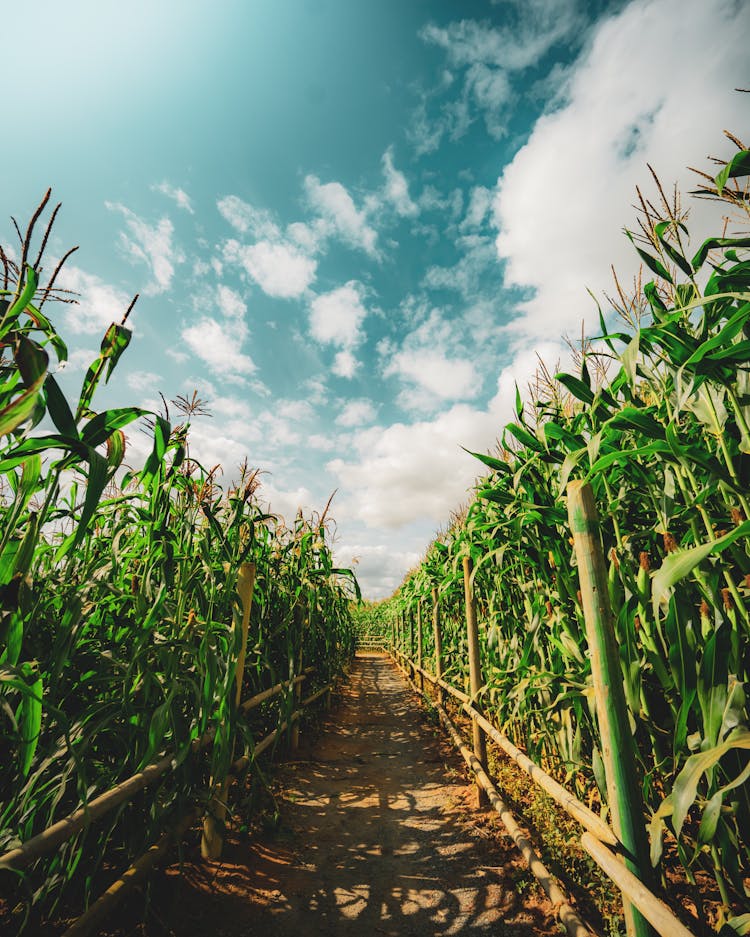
416, 600, 424, 693
408, 606, 415, 679
567, 480, 653, 937
202, 561, 256, 860
432, 585, 443, 705
462, 555, 488, 808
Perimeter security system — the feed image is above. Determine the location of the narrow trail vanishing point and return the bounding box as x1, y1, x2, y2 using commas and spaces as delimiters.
105, 654, 569, 936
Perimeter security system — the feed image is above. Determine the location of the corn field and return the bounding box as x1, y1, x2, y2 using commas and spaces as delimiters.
371, 139, 750, 931
0, 194, 358, 930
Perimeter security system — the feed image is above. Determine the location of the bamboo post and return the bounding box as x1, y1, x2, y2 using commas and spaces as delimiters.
462, 555, 488, 808
408, 606, 415, 679
432, 585, 444, 705
567, 481, 653, 937
202, 561, 256, 861
416, 600, 424, 693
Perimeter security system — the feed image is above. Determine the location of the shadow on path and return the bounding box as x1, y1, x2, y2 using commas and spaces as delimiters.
132, 655, 563, 936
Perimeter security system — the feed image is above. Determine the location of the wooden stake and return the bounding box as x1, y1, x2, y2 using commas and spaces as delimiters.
432, 585, 443, 705
462, 555, 488, 808
201, 562, 256, 861
567, 481, 653, 937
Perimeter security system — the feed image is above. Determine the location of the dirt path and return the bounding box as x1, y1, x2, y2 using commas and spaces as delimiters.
117, 654, 563, 936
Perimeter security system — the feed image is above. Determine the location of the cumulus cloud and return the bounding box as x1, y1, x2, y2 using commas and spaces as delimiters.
179, 279, 256, 382
181, 317, 257, 382
153, 182, 194, 213
217, 195, 281, 240
106, 202, 182, 295
304, 175, 379, 258
333, 541, 423, 600
309, 281, 369, 350
53, 264, 132, 334
216, 284, 246, 320
224, 238, 316, 299
492, 0, 750, 340
332, 350, 360, 379
386, 349, 478, 407
328, 338, 567, 530
126, 369, 163, 392
336, 399, 378, 427
460, 186, 493, 231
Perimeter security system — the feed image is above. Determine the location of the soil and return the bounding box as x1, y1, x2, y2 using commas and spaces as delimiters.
95, 653, 570, 936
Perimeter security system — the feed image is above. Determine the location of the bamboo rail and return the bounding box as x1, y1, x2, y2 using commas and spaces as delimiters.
62, 679, 334, 935
0, 731, 213, 872
391, 649, 700, 937
60, 810, 197, 937
581, 834, 695, 937
392, 655, 590, 937
0, 672, 315, 872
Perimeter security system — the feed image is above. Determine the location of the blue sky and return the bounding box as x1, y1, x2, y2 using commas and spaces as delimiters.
3, 0, 749, 597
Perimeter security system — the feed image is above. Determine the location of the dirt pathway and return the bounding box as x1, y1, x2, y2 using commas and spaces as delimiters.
121, 654, 563, 936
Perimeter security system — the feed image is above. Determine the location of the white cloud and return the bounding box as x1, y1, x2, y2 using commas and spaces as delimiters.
332, 350, 360, 379
278, 399, 315, 422
328, 339, 566, 530
216, 284, 246, 320
309, 433, 337, 451
492, 0, 750, 340
309, 282, 369, 349
333, 541, 423, 601
224, 238, 316, 299
55, 347, 98, 373
126, 369, 163, 392
416, 3, 583, 144
382, 147, 419, 218
217, 195, 281, 240
106, 202, 182, 295
460, 185, 493, 231
181, 316, 256, 382
304, 175, 379, 258
336, 399, 378, 427
153, 182, 194, 213
53, 264, 132, 335
385, 349, 478, 405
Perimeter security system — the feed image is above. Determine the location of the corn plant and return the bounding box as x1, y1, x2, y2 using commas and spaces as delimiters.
368, 137, 750, 932
0, 194, 358, 931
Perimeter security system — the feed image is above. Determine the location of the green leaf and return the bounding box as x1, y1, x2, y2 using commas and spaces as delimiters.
691, 236, 750, 270
462, 447, 510, 474
506, 423, 543, 452
625, 229, 674, 284
651, 520, 750, 617
3, 266, 38, 328
654, 221, 693, 278
0, 382, 45, 437
44, 374, 79, 437
15, 334, 48, 387
669, 727, 750, 837
80, 406, 146, 448
18, 671, 43, 777
555, 372, 594, 405
715, 149, 750, 195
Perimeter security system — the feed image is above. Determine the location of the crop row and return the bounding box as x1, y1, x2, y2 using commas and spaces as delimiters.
0, 195, 358, 931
